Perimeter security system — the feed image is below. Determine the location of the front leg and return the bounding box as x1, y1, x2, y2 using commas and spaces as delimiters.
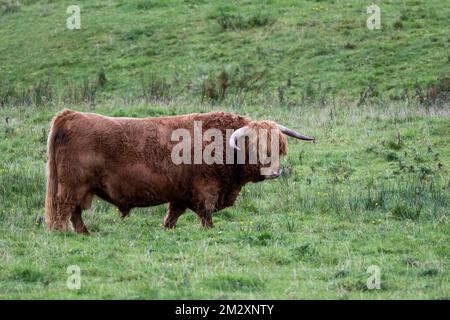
119, 207, 131, 219
193, 178, 220, 229
197, 210, 214, 228
195, 188, 219, 229
164, 202, 187, 229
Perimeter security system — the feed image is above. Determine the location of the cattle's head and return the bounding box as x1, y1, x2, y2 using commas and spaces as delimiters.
229, 121, 314, 182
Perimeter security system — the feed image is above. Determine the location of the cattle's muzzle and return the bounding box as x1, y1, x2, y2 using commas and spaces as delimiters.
263, 168, 283, 179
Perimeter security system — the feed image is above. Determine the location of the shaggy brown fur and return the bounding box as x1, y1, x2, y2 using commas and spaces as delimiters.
45, 109, 289, 233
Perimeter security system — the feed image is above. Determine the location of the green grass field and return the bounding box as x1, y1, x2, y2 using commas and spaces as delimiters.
0, 0, 449, 299
0, 102, 449, 299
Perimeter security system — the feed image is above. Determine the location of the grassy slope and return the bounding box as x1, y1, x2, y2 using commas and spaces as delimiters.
0, 102, 449, 299
0, 0, 449, 299
0, 0, 449, 99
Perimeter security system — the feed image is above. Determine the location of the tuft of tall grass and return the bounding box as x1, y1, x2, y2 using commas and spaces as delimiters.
62, 78, 99, 105
0, 0, 21, 15
141, 76, 172, 102
287, 176, 449, 221
216, 10, 275, 31
30, 78, 52, 107
200, 68, 266, 102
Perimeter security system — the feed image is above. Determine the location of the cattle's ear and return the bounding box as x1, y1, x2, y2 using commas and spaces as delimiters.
278, 129, 288, 157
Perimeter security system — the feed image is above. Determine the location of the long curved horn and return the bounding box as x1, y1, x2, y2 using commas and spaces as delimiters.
229, 126, 249, 150
278, 124, 315, 141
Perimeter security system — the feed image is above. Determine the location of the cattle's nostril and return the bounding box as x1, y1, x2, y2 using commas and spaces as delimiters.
266, 169, 282, 179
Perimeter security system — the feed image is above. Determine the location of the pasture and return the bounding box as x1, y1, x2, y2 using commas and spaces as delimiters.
0, 0, 449, 299
0, 102, 449, 299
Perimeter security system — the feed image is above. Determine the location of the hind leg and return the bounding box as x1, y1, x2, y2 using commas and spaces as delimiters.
164, 202, 187, 229
70, 206, 89, 234
53, 192, 75, 232
52, 184, 90, 233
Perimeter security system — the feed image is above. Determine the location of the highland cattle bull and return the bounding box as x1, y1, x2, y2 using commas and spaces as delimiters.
45, 109, 314, 233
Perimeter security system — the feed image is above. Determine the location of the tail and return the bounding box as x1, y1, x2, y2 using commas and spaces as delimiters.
45, 108, 74, 229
